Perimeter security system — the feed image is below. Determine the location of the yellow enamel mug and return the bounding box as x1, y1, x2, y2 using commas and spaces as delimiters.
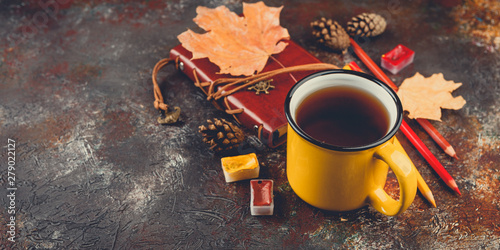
284, 70, 417, 216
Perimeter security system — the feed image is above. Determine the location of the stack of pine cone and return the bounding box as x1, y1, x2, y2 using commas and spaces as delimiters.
198, 118, 245, 153
311, 18, 350, 51
311, 13, 386, 51
346, 13, 387, 38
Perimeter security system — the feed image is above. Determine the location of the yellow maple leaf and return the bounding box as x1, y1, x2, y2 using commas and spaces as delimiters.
397, 73, 466, 121
177, 1, 290, 76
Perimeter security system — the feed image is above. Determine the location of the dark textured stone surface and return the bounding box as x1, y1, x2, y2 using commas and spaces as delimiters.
1, 0, 498, 248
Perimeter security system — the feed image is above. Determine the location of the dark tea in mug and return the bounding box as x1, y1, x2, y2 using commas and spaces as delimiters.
295, 86, 390, 147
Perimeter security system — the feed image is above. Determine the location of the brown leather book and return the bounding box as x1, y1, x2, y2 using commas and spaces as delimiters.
169, 40, 322, 148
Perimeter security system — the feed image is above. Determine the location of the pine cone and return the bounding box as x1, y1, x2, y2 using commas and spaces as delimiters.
311, 17, 350, 51
347, 13, 386, 38
199, 118, 245, 153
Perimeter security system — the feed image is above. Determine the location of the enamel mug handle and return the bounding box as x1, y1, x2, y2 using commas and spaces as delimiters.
368, 142, 418, 216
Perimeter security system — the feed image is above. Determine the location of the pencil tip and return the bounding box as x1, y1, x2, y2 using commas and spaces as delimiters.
445, 146, 458, 159
448, 179, 461, 195
425, 191, 437, 207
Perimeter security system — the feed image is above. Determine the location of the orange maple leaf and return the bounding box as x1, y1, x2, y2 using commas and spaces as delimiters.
177, 1, 290, 76
397, 73, 466, 121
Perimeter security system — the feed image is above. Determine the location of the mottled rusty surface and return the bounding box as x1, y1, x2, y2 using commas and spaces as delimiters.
0, 0, 499, 249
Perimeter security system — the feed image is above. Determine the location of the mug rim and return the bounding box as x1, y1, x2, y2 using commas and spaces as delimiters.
284, 69, 403, 152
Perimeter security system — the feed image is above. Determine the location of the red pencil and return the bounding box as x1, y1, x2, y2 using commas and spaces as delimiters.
400, 120, 461, 195
348, 38, 458, 159
416, 118, 458, 159
349, 38, 461, 195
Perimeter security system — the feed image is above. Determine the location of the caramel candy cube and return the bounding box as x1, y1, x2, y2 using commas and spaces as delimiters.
221, 153, 259, 183
250, 179, 274, 216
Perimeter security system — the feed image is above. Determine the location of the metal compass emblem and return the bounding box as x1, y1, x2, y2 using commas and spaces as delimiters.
248, 79, 275, 95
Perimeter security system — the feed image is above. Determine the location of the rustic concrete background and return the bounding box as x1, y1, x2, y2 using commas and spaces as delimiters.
1, 0, 499, 249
